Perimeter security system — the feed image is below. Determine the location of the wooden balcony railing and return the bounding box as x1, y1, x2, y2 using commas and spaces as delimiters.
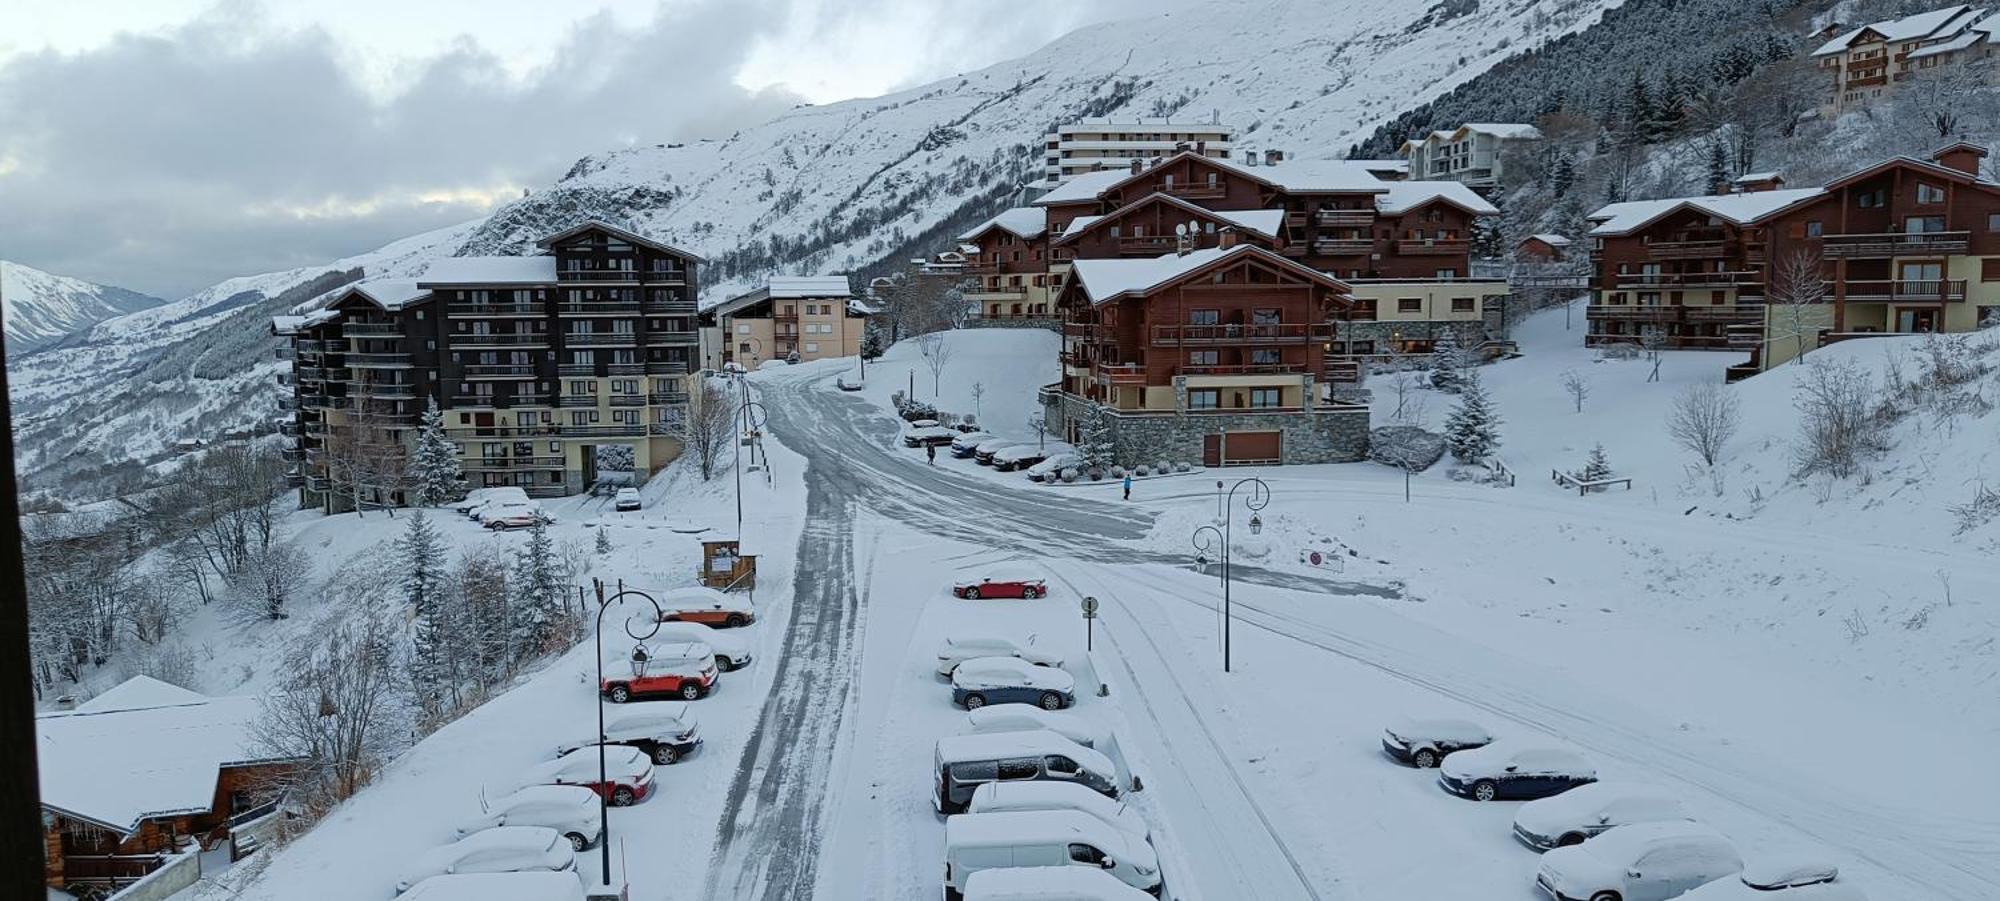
345, 353, 412, 368
1836, 279, 1967, 302
1158, 182, 1226, 199
557, 301, 641, 315
342, 322, 404, 337
1096, 364, 1147, 386
1179, 363, 1307, 376
558, 395, 598, 408
1646, 239, 1734, 260
447, 302, 543, 317
563, 332, 639, 346
1312, 238, 1374, 255
452, 333, 548, 346
461, 364, 536, 379
645, 330, 700, 345
1062, 323, 1104, 340
646, 360, 692, 375
1683, 305, 1765, 322
1585, 306, 1682, 323
557, 268, 638, 282
1820, 231, 1969, 258
1152, 323, 1332, 345
1396, 239, 1470, 256
1615, 271, 1763, 289
1315, 209, 1377, 227
642, 299, 698, 316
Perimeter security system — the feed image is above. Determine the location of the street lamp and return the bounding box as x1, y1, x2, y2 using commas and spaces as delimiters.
733, 395, 769, 538
1188, 476, 1269, 673
590, 580, 663, 888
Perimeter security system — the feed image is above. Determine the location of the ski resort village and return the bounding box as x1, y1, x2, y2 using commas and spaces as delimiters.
8, 1, 2000, 900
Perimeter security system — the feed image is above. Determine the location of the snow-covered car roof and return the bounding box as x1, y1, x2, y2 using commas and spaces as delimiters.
1384, 715, 1491, 744
969, 780, 1137, 831
400, 827, 567, 888
662, 587, 753, 613
1679, 872, 1868, 901
908, 425, 959, 438
951, 431, 996, 446
1440, 740, 1593, 780
941, 632, 1041, 653
962, 865, 1155, 899
652, 622, 746, 653
1575, 820, 1733, 863
521, 744, 648, 785
909, 418, 941, 428
964, 704, 1102, 746
615, 487, 640, 497
1513, 782, 1684, 836
1738, 858, 1844, 890
604, 702, 694, 734
945, 810, 1151, 871
1026, 453, 1083, 475
952, 657, 1074, 692
398, 872, 586, 901
972, 434, 1017, 451
489, 784, 598, 812
934, 729, 1115, 776
955, 567, 1043, 586
992, 445, 1048, 462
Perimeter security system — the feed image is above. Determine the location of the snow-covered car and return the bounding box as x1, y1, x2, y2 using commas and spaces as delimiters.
904, 425, 960, 447
652, 621, 752, 671
453, 785, 602, 851
974, 438, 1022, 465
961, 866, 1156, 901
937, 633, 1065, 677
962, 703, 1107, 749
482, 502, 554, 530
943, 810, 1160, 898
613, 487, 641, 511
1381, 715, 1494, 769
554, 703, 701, 766
1025, 453, 1083, 483
1535, 821, 1743, 901
398, 871, 586, 901
934, 731, 1120, 814
1438, 741, 1596, 801
394, 826, 576, 893
462, 487, 530, 520
599, 652, 717, 702
659, 586, 756, 627
991, 444, 1050, 471
1513, 782, 1691, 851
952, 569, 1048, 599
950, 431, 997, 458
517, 744, 654, 807
1679, 859, 1869, 901
953, 656, 1076, 710
968, 781, 1150, 843
909, 418, 941, 428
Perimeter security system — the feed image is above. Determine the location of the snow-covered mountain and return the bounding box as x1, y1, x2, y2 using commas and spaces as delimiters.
1, 261, 164, 352
8, 0, 1629, 498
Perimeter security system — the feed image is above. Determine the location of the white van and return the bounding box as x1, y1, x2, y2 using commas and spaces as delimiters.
465, 486, 530, 520
943, 810, 1160, 899
934, 731, 1119, 814
963, 866, 1156, 900
968, 781, 1149, 843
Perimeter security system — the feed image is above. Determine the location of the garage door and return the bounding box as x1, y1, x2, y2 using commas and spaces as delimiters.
1203, 430, 1282, 466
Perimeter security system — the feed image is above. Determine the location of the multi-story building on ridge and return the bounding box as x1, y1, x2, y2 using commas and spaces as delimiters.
1813, 4, 1995, 112
1398, 124, 1542, 191
958, 208, 1056, 321
1042, 117, 1234, 186
702, 276, 867, 369
1585, 143, 2000, 379
272, 221, 702, 511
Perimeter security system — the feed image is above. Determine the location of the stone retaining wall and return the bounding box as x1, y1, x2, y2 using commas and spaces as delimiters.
1041, 390, 1370, 465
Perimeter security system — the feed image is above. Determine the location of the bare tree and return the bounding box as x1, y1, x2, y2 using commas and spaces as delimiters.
1792, 357, 1885, 479
661, 380, 735, 480
1768, 249, 1826, 366
1667, 383, 1742, 466
253, 596, 406, 817
321, 418, 408, 517
232, 540, 311, 621
1560, 368, 1591, 413
1892, 56, 1999, 141
917, 330, 955, 396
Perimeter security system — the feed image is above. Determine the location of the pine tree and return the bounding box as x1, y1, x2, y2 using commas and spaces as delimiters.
1429, 329, 1467, 393
408, 399, 467, 507
860, 322, 886, 360
397, 510, 451, 709
1706, 140, 1730, 193
595, 526, 612, 556
509, 517, 566, 660
1078, 402, 1116, 470
1443, 373, 1502, 464
1624, 71, 1656, 145
1550, 152, 1575, 197
1580, 442, 1613, 483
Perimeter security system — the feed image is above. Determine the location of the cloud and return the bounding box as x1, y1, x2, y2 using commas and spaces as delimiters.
0, 0, 805, 299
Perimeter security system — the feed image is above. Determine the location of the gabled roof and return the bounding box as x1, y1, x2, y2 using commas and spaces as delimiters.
958, 207, 1047, 241
417, 256, 559, 286
38, 678, 303, 836
1822, 152, 1998, 191
1033, 170, 1134, 206
534, 219, 706, 262
1050, 192, 1283, 245
1456, 123, 1543, 141
765, 275, 853, 298
1813, 4, 1979, 55
1586, 187, 1825, 236
1068, 245, 1348, 306
1037, 151, 1390, 207
1375, 180, 1500, 216
1525, 233, 1572, 247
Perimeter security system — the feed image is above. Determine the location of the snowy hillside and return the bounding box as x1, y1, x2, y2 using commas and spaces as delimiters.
0, 261, 162, 352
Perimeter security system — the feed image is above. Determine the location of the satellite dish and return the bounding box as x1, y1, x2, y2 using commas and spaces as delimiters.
1175, 223, 1189, 236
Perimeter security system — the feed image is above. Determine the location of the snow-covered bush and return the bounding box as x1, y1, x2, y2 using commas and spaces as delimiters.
1155, 459, 1169, 473
1060, 468, 1079, 483
1087, 467, 1105, 481
1111, 465, 1127, 479
1367, 425, 1446, 471
1176, 461, 1192, 473
1134, 465, 1150, 477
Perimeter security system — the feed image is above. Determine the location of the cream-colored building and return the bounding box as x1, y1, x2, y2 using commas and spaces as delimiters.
1814, 5, 1995, 111
1398, 124, 1541, 192
702, 276, 867, 369
1043, 118, 1234, 186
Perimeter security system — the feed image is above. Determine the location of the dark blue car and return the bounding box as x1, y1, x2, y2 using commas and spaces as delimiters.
949, 657, 1075, 710
1437, 742, 1596, 802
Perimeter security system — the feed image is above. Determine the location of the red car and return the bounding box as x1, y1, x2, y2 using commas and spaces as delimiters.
517, 744, 654, 807
952, 569, 1048, 600
600, 654, 717, 702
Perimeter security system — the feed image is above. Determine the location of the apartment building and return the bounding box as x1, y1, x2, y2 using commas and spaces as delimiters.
272, 221, 701, 510
1584, 143, 2000, 379
958, 208, 1055, 320
1041, 117, 1234, 186
1813, 4, 1996, 111
702, 275, 866, 368
1398, 124, 1542, 191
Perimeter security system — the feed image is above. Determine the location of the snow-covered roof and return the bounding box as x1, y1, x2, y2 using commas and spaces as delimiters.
1525, 233, 1572, 247
1459, 123, 1544, 140
1216, 156, 1388, 193
1069, 245, 1343, 305
1375, 180, 1499, 216
945, 810, 1144, 859
934, 729, 1110, 772
1586, 187, 1825, 236
1813, 4, 1978, 55
1733, 172, 1783, 184
1052, 193, 1285, 244
1909, 26, 1985, 58
961, 866, 1152, 898
533, 219, 706, 262
38, 677, 299, 835
1212, 208, 1286, 235
764, 275, 853, 298
1033, 170, 1132, 206
1350, 158, 1410, 175
418, 255, 559, 285
959, 207, 1048, 241
1059, 215, 1105, 239
345, 278, 430, 311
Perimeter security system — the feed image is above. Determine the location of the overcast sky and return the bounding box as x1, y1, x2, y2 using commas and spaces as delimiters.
0, 0, 1165, 300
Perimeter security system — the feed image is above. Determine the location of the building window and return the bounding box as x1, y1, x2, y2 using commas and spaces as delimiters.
1397, 298, 1422, 313
1188, 350, 1218, 365
1250, 348, 1280, 365
1805, 220, 1823, 238
1189, 309, 1220, 325
1857, 189, 1886, 208
804, 342, 819, 353
1917, 183, 1946, 204
1982, 259, 2000, 282
1249, 388, 1282, 408
1451, 297, 1475, 313
1906, 215, 1946, 233
1188, 389, 1220, 410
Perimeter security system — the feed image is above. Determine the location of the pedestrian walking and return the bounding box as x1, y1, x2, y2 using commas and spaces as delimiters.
926, 443, 936, 465
1122, 472, 1133, 500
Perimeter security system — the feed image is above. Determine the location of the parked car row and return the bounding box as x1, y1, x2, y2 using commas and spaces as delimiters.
395, 585, 764, 898
928, 633, 1160, 899
903, 423, 1075, 477
1380, 716, 1869, 901
451, 486, 556, 531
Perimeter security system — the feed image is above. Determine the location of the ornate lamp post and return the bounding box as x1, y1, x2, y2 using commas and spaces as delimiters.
591, 580, 663, 886
1189, 476, 1269, 673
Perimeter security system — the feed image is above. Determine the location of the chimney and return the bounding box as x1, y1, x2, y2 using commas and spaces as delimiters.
1218, 227, 1239, 250
1195, 140, 1206, 155
1264, 149, 1283, 166
1130, 158, 1143, 175
1932, 141, 1988, 175
1175, 140, 1190, 152
1243, 150, 1258, 167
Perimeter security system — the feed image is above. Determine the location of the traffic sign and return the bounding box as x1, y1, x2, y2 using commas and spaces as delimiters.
1080, 596, 1099, 619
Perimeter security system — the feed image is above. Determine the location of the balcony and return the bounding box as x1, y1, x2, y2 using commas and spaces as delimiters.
968, 286, 1029, 301
1645, 239, 1733, 260
342, 322, 403, 338
1062, 323, 1105, 340
1395, 239, 1471, 256
448, 394, 506, 408
1095, 364, 1148, 386
447, 302, 544, 318
1615, 271, 1763, 289
323, 339, 350, 354
1585, 305, 1682, 323
306, 475, 331, 492
557, 268, 639, 283
646, 268, 689, 285
608, 395, 647, 407
645, 330, 700, 346
1180, 363, 1307, 376
1157, 181, 1226, 199
278, 421, 299, 437
558, 363, 597, 377
296, 393, 328, 408
558, 395, 598, 408
559, 424, 647, 437
274, 346, 294, 360
563, 332, 639, 347
465, 455, 566, 470
648, 391, 690, 405
446, 425, 561, 439
346, 352, 413, 369
646, 360, 692, 376
1151, 323, 1332, 345
642, 298, 698, 316
281, 446, 304, 463
1312, 238, 1374, 255
323, 367, 353, 382
1726, 324, 1765, 348
607, 362, 647, 376
277, 397, 296, 411
1837, 279, 1967, 302
461, 364, 537, 379
295, 339, 323, 354
558, 300, 642, 316
1683, 305, 1764, 323
1116, 235, 1178, 255
1315, 209, 1377, 227
451, 333, 549, 347
1820, 231, 1970, 258
350, 382, 417, 398
295, 367, 325, 382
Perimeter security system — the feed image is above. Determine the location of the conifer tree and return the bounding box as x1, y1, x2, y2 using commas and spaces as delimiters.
1443, 372, 1502, 463
595, 526, 613, 556
397, 510, 451, 708
1078, 402, 1116, 470
1429, 329, 1468, 393
1580, 442, 1613, 483
509, 516, 565, 658
860, 322, 886, 360
1706, 140, 1730, 192
409, 399, 467, 507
